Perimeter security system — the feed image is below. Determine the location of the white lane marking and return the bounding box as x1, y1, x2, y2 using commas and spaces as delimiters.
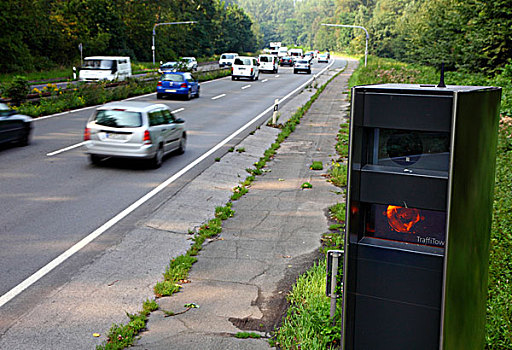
172, 108, 185, 114
261, 79, 268, 83
46, 142, 87, 157
275, 75, 280, 78
211, 94, 226, 100
0, 90, 286, 309
241, 85, 251, 90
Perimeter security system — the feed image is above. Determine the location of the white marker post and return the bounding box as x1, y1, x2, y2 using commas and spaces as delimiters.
272, 99, 279, 124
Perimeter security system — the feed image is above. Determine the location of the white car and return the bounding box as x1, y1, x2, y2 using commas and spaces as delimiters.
84, 101, 186, 168
219, 53, 239, 67
181, 57, 197, 71
318, 53, 329, 63
231, 56, 259, 81
258, 54, 278, 73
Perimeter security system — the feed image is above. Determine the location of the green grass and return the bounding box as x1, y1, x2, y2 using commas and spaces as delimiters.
272, 260, 340, 350
310, 161, 323, 170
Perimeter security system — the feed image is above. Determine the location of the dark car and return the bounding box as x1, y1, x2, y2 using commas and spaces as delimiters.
280, 56, 294, 66
0, 103, 32, 147
156, 72, 200, 100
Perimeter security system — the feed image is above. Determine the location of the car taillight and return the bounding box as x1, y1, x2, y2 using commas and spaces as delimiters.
180, 83, 187, 88
84, 127, 90, 141
231, 67, 234, 73
143, 130, 152, 145
251, 68, 254, 74
157, 81, 162, 87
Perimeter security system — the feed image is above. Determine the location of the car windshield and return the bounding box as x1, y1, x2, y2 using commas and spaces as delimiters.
222, 54, 235, 59
162, 74, 185, 82
259, 56, 271, 62
82, 59, 114, 70
297, 60, 309, 64
234, 58, 253, 66
94, 109, 142, 128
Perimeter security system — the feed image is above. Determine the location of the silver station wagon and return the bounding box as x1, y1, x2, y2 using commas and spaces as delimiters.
84, 101, 186, 168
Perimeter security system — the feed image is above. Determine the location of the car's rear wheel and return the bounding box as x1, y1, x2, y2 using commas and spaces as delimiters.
18, 125, 31, 146
89, 154, 103, 165
150, 146, 164, 168
231, 76, 235, 81
177, 134, 186, 154
196, 87, 200, 98
156, 93, 163, 99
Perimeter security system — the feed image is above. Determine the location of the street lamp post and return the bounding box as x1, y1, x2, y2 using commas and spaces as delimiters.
321, 23, 369, 67
152, 21, 197, 66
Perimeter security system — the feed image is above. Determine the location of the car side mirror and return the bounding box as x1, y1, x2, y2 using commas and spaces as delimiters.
174, 118, 185, 124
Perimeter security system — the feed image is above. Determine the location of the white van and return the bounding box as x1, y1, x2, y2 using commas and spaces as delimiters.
258, 54, 278, 73
79, 56, 132, 82
278, 47, 288, 58
219, 53, 239, 67
288, 48, 304, 60
231, 56, 259, 81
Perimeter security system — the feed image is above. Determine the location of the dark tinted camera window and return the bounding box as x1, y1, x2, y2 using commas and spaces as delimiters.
372, 128, 450, 171
94, 110, 142, 127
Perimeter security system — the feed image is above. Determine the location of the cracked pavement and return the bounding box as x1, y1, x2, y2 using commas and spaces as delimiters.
133, 59, 357, 349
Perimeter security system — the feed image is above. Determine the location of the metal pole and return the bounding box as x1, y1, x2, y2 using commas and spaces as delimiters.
330, 251, 340, 323
152, 21, 197, 66
321, 23, 369, 67
152, 33, 156, 66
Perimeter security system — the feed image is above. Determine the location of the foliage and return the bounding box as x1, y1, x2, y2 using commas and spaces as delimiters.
273, 260, 340, 349
0, 0, 257, 73
4, 76, 30, 105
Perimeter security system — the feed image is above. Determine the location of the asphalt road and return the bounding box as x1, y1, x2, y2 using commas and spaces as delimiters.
0, 58, 346, 330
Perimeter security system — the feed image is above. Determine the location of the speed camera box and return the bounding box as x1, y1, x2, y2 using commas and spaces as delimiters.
341, 83, 501, 350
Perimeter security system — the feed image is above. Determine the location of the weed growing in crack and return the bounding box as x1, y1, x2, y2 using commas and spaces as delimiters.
310, 161, 323, 170
215, 203, 235, 220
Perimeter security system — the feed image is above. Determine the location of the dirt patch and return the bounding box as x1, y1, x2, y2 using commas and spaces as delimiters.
229, 250, 322, 334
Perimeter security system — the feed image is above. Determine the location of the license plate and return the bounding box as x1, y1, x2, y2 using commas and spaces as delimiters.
105, 133, 127, 140
165, 89, 176, 92
238, 68, 246, 70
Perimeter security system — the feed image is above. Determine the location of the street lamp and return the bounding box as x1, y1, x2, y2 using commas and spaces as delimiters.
152, 21, 197, 65
321, 23, 369, 67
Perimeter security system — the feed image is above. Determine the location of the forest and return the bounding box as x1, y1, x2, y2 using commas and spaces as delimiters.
1, 0, 511, 76
232, 0, 512, 74
0, 0, 257, 73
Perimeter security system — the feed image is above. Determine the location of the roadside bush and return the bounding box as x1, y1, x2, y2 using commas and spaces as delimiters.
5, 75, 30, 105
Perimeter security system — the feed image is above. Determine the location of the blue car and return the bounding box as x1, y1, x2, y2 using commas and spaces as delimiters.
156, 72, 200, 100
